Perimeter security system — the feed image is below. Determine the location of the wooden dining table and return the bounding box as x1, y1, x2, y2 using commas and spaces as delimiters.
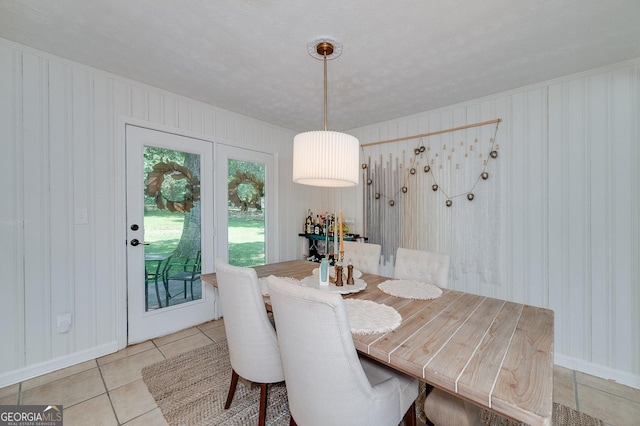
202, 259, 554, 426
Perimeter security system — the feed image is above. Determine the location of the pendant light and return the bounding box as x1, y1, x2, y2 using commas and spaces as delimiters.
292, 39, 360, 187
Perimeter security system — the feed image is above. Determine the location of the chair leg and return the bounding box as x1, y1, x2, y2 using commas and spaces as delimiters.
402, 401, 416, 426
154, 280, 162, 308
163, 278, 170, 306
258, 382, 268, 426
224, 370, 239, 409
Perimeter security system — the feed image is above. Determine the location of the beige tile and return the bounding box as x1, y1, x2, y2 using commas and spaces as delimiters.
197, 318, 224, 332
97, 341, 156, 366
576, 371, 640, 403
578, 384, 640, 425
21, 359, 97, 391
100, 348, 165, 391
158, 332, 213, 358
123, 407, 169, 426
202, 323, 227, 342
63, 393, 118, 426
109, 379, 158, 424
553, 377, 576, 409
553, 365, 576, 409
152, 327, 201, 347
0, 393, 18, 405
20, 368, 105, 407
553, 365, 574, 384
0, 383, 19, 400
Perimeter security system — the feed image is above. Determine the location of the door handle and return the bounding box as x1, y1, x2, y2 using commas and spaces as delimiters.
130, 239, 149, 246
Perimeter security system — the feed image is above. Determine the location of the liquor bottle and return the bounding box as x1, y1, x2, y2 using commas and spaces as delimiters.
304, 210, 309, 233
305, 210, 313, 234
314, 215, 320, 235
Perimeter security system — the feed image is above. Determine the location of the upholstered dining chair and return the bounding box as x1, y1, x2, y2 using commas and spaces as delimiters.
422, 387, 479, 426
266, 275, 419, 426
393, 249, 476, 426
214, 259, 284, 426
394, 247, 451, 288
342, 240, 382, 275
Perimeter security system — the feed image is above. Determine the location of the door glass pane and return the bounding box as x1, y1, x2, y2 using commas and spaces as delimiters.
143, 146, 202, 311
227, 159, 265, 266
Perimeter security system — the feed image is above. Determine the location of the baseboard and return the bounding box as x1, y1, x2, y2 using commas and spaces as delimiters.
0, 341, 119, 389
554, 353, 640, 390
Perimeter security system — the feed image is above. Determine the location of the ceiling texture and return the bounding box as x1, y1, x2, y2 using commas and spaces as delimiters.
1, 0, 639, 132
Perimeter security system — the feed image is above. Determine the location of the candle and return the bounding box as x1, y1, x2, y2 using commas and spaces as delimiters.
325, 213, 329, 255
333, 212, 338, 255
339, 210, 344, 252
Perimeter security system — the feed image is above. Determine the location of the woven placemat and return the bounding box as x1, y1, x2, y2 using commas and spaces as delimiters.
378, 279, 443, 300
344, 299, 402, 335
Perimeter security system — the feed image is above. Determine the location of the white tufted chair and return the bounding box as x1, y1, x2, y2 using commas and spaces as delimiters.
393, 250, 477, 425
266, 275, 419, 426
393, 248, 450, 288
214, 259, 284, 426
423, 388, 479, 426
342, 241, 382, 275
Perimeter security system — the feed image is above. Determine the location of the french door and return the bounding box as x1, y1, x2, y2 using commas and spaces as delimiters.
125, 125, 216, 343
215, 144, 276, 266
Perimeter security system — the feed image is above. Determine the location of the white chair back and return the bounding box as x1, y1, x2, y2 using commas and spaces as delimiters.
342, 241, 382, 275
214, 259, 283, 384
266, 275, 418, 426
394, 248, 450, 288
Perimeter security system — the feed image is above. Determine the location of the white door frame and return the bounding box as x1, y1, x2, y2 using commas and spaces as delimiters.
116, 117, 219, 349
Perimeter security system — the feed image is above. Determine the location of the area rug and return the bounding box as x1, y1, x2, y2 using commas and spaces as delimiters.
479, 402, 604, 426
141, 340, 289, 425
142, 340, 604, 426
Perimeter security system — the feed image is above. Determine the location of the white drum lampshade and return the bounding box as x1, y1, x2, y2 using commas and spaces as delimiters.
293, 130, 359, 187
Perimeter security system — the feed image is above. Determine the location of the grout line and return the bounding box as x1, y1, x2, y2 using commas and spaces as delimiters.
96, 360, 122, 425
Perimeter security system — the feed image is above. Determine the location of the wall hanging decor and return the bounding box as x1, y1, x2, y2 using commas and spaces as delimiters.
361, 118, 502, 285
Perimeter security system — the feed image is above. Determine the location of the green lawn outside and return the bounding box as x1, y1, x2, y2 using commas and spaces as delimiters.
143, 209, 184, 255
143, 209, 265, 267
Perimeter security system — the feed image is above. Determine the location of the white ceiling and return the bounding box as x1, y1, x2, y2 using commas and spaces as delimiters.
1, 0, 639, 132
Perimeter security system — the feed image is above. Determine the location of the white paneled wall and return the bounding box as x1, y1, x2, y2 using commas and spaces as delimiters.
548, 66, 639, 382
1, 36, 639, 390
349, 60, 640, 389
0, 39, 298, 387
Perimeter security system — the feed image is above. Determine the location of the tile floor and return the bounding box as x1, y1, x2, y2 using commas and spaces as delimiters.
1, 319, 638, 425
